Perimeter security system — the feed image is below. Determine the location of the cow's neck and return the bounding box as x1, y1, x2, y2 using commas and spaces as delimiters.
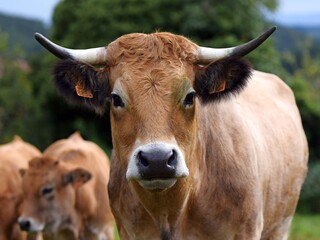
130, 173, 194, 236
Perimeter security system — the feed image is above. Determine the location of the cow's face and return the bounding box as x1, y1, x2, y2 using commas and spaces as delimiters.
109, 44, 198, 189
18, 157, 91, 232
47, 32, 256, 190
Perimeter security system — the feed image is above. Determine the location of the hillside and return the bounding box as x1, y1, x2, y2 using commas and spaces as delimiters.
293, 26, 320, 40
274, 25, 320, 56
0, 12, 48, 56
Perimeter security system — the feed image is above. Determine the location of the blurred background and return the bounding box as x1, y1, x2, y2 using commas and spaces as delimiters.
0, 0, 319, 239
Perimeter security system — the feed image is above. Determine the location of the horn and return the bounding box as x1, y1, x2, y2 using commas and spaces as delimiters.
196, 27, 276, 64
34, 33, 108, 65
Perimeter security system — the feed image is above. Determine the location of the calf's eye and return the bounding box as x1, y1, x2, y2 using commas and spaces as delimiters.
41, 186, 54, 197
111, 92, 125, 108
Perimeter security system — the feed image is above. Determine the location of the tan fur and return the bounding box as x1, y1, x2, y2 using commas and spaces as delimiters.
105, 33, 308, 239
20, 132, 114, 240
0, 136, 41, 240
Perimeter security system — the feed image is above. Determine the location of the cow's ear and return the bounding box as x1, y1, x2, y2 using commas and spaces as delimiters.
63, 168, 92, 188
53, 59, 110, 114
195, 58, 252, 103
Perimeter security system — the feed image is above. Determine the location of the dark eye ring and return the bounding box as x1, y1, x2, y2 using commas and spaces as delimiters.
110, 92, 125, 108
183, 91, 197, 108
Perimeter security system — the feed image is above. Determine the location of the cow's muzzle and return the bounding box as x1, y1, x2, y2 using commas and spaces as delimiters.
126, 142, 189, 190
137, 148, 177, 179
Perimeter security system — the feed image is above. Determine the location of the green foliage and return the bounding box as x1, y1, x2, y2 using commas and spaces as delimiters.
297, 163, 320, 213
0, 53, 35, 143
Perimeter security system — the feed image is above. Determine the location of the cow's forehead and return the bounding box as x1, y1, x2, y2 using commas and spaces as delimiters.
107, 32, 198, 66
106, 33, 198, 98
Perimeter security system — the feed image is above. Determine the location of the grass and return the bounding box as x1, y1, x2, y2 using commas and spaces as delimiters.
290, 214, 320, 240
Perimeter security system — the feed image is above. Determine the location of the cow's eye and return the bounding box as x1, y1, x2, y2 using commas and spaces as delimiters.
41, 186, 54, 198
183, 91, 197, 108
111, 92, 125, 108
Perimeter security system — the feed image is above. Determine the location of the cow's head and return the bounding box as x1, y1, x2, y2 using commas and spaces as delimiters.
35, 28, 275, 191
18, 156, 91, 232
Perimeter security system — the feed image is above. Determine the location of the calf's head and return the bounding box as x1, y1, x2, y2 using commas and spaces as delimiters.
35, 27, 275, 191
18, 157, 91, 232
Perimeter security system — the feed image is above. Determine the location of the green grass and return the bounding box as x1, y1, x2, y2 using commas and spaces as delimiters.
290, 214, 320, 240
114, 225, 120, 240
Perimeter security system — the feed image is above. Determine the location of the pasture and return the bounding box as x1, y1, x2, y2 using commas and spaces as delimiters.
290, 214, 320, 240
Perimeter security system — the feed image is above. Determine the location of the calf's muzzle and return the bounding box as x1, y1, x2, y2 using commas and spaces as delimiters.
18, 218, 31, 231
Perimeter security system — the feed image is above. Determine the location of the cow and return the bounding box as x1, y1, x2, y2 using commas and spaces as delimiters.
0, 136, 41, 240
34, 27, 308, 239
18, 132, 115, 240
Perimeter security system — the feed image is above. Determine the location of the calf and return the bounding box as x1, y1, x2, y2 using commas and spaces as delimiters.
18, 132, 114, 240
0, 136, 41, 240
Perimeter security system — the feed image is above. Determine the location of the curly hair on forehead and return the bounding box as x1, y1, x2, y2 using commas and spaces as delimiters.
107, 32, 198, 65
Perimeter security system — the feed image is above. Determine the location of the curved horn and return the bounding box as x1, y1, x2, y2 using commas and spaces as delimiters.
196, 27, 276, 64
34, 33, 108, 65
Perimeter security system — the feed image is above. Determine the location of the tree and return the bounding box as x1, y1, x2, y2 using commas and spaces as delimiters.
0, 31, 34, 143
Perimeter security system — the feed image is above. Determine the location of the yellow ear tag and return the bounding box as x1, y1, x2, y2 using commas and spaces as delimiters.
75, 81, 93, 98
209, 80, 226, 94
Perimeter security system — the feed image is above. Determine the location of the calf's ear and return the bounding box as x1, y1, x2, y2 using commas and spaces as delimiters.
54, 59, 110, 113
63, 168, 92, 188
195, 58, 252, 103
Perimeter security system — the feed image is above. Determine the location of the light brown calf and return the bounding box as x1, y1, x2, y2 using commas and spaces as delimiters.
35, 28, 308, 239
0, 136, 41, 240
18, 132, 114, 240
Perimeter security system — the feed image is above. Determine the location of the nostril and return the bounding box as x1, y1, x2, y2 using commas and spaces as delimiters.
167, 150, 177, 167
19, 219, 31, 231
138, 151, 149, 167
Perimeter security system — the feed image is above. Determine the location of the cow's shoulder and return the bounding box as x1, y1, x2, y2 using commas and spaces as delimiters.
244, 70, 295, 104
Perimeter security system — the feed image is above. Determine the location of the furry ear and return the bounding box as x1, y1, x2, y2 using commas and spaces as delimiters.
63, 168, 92, 188
195, 58, 252, 103
53, 59, 110, 113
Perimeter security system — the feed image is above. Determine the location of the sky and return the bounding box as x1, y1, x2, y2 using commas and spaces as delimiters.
271, 0, 320, 26
0, 0, 319, 27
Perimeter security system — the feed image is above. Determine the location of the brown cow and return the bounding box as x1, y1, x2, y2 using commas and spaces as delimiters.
18, 132, 114, 240
0, 136, 41, 240
34, 27, 308, 239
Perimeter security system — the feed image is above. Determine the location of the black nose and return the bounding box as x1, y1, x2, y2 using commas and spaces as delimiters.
137, 148, 177, 179
18, 219, 31, 231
